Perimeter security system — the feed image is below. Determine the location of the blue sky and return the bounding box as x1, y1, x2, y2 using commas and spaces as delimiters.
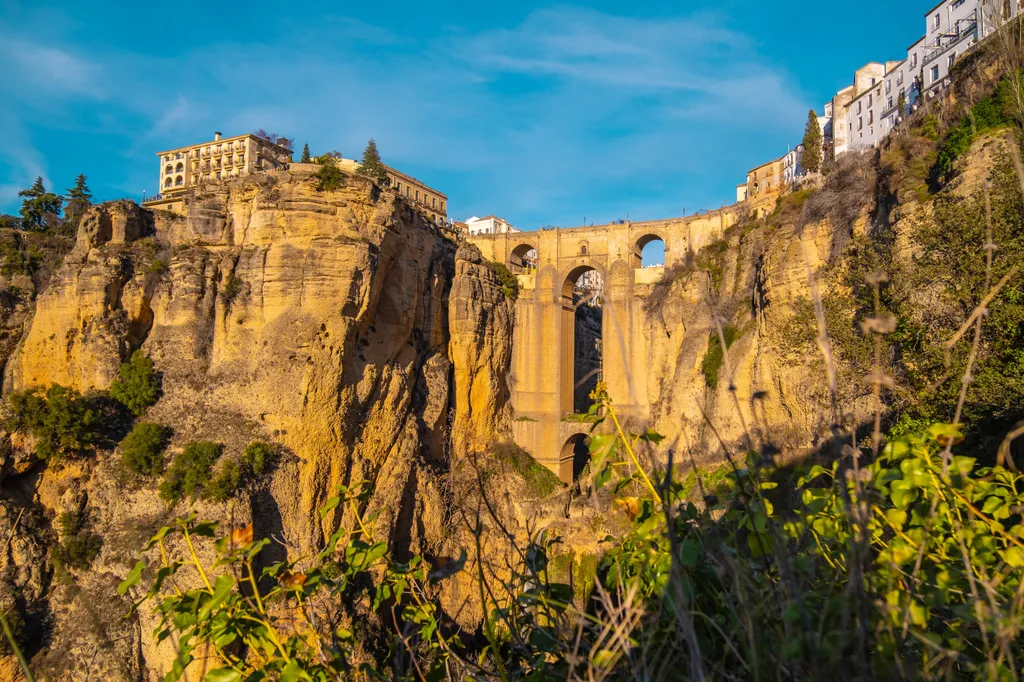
0, 0, 924, 230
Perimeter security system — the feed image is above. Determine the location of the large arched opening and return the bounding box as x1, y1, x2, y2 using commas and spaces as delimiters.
510, 243, 538, 273
633, 234, 666, 268
561, 265, 604, 415
559, 433, 590, 484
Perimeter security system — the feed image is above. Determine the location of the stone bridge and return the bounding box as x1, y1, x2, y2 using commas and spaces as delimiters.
468, 207, 743, 481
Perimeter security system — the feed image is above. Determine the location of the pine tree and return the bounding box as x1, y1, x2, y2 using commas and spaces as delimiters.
300, 144, 311, 163
18, 177, 64, 231
897, 91, 907, 117
357, 139, 390, 185
801, 110, 823, 175
64, 174, 92, 231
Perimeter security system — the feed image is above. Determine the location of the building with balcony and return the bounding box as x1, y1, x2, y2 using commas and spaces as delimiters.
151, 131, 293, 199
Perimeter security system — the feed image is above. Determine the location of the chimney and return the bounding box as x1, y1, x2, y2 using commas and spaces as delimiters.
214, 131, 222, 141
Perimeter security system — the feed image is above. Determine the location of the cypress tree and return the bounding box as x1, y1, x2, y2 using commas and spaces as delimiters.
897, 91, 907, 117
300, 144, 311, 163
801, 110, 823, 174
358, 139, 390, 185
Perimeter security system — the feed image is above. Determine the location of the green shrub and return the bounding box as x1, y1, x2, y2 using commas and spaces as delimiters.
160, 441, 222, 503
493, 442, 561, 497
936, 73, 1019, 179
148, 258, 168, 274
314, 157, 345, 192
490, 261, 518, 299
243, 441, 277, 477
221, 274, 242, 305
6, 385, 99, 460
53, 510, 102, 570
109, 350, 161, 417
701, 326, 738, 389
120, 422, 171, 476
205, 459, 243, 502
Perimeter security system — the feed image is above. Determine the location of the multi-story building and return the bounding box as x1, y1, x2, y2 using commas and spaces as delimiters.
464, 215, 518, 236
833, 1, 1022, 156
745, 156, 786, 199
832, 62, 888, 156
386, 167, 448, 221
154, 132, 292, 196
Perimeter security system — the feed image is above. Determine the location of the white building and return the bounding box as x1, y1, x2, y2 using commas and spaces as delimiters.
833, 0, 1022, 158
465, 215, 519, 236
783, 144, 805, 185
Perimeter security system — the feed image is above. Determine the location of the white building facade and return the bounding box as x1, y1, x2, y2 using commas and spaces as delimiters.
465, 215, 519, 236
834, 0, 1022, 157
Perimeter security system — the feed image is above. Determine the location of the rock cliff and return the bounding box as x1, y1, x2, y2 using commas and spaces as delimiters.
0, 169, 515, 678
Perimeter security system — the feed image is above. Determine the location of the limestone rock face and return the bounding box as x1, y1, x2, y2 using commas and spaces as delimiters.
0, 170, 500, 679
448, 243, 514, 455
641, 212, 864, 459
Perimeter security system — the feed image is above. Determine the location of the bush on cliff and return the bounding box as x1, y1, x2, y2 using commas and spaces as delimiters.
119, 422, 171, 476
204, 441, 278, 502
159, 441, 222, 503
490, 261, 518, 299
6, 385, 99, 460
314, 155, 346, 192
110, 350, 161, 417
53, 509, 102, 571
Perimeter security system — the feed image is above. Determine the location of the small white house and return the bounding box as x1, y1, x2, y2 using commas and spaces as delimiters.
464, 215, 519, 236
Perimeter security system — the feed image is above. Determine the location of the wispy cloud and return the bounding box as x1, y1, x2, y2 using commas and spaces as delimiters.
0, 6, 809, 226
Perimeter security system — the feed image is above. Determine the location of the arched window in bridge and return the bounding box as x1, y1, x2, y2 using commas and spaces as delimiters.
579, 242, 588, 256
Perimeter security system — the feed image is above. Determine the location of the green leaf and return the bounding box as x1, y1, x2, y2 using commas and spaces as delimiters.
1005, 546, 1024, 568
593, 649, 617, 669
320, 495, 341, 518
639, 430, 665, 444
680, 538, 701, 568
204, 670, 243, 682
118, 560, 145, 595
197, 574, 235, 622
145, 526, 173, 550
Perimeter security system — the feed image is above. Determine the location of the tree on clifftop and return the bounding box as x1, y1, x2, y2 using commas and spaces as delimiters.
64, 174, 92, 231
300, 144, 311, 163
358, 139, 390, 185
18, 177, 63, 231
801, 110, 823, 174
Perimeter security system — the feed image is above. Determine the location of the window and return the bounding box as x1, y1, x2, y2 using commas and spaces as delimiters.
441, 202, 446, 213
868, 111, 874, 124
886, 81, 891, 94
580, 243, 588, 255
165, 164, 173, 174
415, 190, 420, 201
432, 197, 436, 208
406, 188, 410, 198
858, 117, 863, 131
933, 13, 940, 29
164, 177, 172, 188
887, 97, 893, 109
931, 65, 940, 82
175, 176, 184, 186
948, 54, 956, 68
395, 182, 400, 192
867, 93, 873, 107
897, 71, 904, 86
911, 54, 918, 68
857, 102, 862, 113
952, 0, 965, 7
175, 162, 183, 172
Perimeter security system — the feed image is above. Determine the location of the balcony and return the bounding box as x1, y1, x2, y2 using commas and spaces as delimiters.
922, 20, 977, 66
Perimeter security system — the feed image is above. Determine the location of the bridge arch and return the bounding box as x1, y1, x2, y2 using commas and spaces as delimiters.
510, 242, 538, 273
633, 232, 668, 268
559, 433, 590, 484
561, 264, 604, 414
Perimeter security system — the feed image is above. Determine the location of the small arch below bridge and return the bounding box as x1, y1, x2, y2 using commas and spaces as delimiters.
559, 433, 590, 484
633, 233, 667, 268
